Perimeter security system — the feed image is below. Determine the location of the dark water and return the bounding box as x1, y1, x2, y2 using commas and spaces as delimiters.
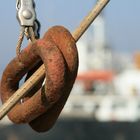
1, 119, 140, 140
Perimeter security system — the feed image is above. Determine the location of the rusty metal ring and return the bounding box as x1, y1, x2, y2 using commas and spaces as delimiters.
0, 26, 78, 132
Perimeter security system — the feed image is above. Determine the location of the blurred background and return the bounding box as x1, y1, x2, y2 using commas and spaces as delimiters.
0, 0, 140, 140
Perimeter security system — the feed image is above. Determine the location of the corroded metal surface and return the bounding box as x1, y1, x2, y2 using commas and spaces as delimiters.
0, 26, 78, 132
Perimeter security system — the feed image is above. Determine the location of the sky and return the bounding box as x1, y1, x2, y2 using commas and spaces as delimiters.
0, 0, 140, 75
